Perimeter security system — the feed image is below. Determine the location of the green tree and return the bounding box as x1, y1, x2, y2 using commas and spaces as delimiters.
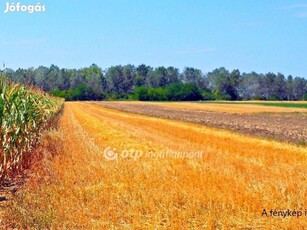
146, 67, 168, 88
208, 67, 238, 100
135, 64, 152, 87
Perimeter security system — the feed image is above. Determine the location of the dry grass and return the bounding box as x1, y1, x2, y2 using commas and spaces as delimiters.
3, 102, 307, 228
112, 101, 307, 114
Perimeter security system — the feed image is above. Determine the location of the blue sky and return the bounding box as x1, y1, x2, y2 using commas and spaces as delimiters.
1, 0, 307, 77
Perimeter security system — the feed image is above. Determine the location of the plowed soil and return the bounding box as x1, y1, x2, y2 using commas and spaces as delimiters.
94, 101, 307, 145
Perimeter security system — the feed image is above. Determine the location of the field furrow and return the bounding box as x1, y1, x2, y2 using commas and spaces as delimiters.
95, 101, 307, 144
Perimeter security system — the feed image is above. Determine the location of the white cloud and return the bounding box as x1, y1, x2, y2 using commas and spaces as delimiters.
144, 48, 216, 57
0, 38, 46, 47
296, 12, 307, 18
281, 3, 307, 18
282, 4, 307, 9
174, 48, 216, 55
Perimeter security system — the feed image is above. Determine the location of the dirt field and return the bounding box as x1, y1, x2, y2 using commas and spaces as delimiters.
94, 101, 307, 145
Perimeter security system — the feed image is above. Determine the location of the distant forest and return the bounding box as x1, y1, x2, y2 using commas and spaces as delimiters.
3, 64, 307, 101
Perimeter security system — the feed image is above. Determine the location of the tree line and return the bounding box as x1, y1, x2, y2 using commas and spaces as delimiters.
4, 64, 307, 101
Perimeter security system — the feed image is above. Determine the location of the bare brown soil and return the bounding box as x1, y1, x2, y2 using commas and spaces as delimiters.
94, 102, 307, 145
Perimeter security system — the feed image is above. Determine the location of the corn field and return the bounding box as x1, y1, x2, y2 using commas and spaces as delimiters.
0, 72, 63, 180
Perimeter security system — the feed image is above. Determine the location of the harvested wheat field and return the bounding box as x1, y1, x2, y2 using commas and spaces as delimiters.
149, 102, 307, 114
2, 102, 307, 229
97, 101, 307, 145
98, 101, 307, 114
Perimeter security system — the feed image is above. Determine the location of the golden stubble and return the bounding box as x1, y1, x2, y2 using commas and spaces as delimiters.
5, 102, 307, 229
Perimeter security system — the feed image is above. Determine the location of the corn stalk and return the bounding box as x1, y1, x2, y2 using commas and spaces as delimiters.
0, 72, 63, 180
